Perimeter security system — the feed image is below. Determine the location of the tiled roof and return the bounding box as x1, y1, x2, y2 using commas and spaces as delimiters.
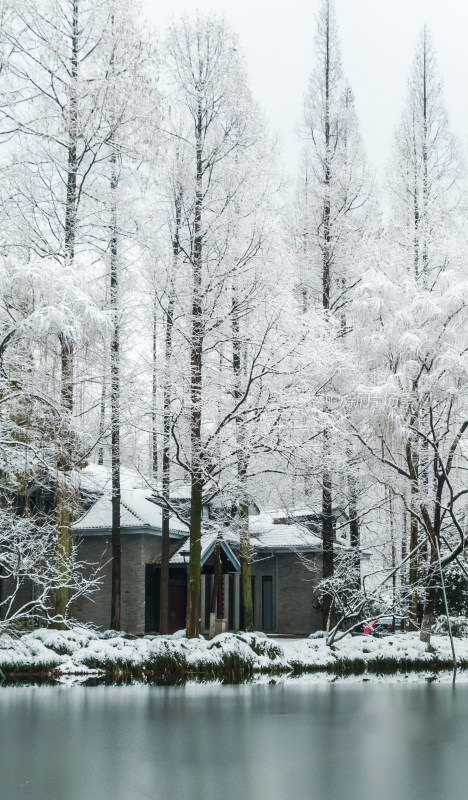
168, 512, 324, 566
74, 465, 342, 553
73, 488, 188, 537
249, 512, 323, 550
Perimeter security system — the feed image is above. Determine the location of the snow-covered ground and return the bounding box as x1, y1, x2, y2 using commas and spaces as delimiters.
0, 628, 465, 683
278, 633, 463, 670
0, 628, 286, 679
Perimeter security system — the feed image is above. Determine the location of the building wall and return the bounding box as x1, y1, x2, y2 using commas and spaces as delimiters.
277, 552, 322, 635
251, 551, 322, 635
73, 535, 323, 636
72, 532, 165, 634
251, 554, 277, 632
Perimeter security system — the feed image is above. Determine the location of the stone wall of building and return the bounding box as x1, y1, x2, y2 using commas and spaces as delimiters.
251, 551, 322, 635
73, 536, 323, 636
73, 532, 164, 634
276, 552, 322, 634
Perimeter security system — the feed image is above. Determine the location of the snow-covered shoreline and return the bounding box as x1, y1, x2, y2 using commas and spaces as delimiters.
0, 628, 466, 684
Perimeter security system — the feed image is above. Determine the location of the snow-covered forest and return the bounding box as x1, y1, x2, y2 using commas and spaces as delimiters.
1, 0, 468, 646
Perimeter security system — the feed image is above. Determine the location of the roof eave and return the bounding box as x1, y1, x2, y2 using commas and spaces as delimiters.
201, 539, 241, 572
73, 525, 187, 539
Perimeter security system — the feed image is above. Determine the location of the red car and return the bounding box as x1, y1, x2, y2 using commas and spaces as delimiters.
363, 616, 406, 635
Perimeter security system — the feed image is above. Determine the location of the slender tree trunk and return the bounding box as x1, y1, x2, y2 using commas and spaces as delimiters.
54, 452, 73, 625
321, 0, 335, 631
402, 504, 408, 563
409, 505, 419, 628
388, 488, 397, 612
322, 449, 334, 629
109, 149, 121, 631
420, 543, 438, 643
348, 470, 360, 589
240, 503, 253, 631
160, 292, 174, 634
151, 294, 158, 480
408, 440, 419, 630
421, 27, 429, 284
420, 452, 445, 643
53, 0, 79, 625
232, 289, 253, 631
187, 473, 202, 638
406, 35, 429, 631
412, 118, 420, 281
97, 377, 106, 466
346, 441, 360, 590
160, 192, 180, 635
187, 104, 204, 639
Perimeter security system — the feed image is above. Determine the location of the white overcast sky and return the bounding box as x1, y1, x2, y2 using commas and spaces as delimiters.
142, 0, 468, 178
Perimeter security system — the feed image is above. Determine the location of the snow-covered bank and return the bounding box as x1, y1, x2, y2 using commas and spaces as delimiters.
280, 633, 462, 673
0, 629, 465, 684
0, 629, 287, 683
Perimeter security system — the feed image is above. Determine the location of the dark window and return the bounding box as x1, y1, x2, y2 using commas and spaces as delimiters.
262, 576, 274, 631
228, 574, 235, 630
145, 564, 160, 633
204, 574, 212, 629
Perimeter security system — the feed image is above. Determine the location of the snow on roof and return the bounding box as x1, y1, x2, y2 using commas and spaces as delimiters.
75, 466, 332, 553
168, 511, 325, 563
249, 511, 322, 551
79, 464, 149, 495
73, 488, 188, 537
167, 512, 323, 564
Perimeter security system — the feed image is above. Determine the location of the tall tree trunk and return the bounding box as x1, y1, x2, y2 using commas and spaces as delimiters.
53, 0, 79, 625
109, 148, 121, 631
409, 505, 419, 629
240, 502, 253, 631
420, 451, 446, 643
187, 473, 202, 638
151, 293, 158, 480
412, 112, 420, 281
187, 103, 204, 639
97, 378, 106, 466
348, 465, 360, 590
160, 191, 180, 635
388, 488, 397, 613
407, 439, 419, 631
322, 451, 334, 629
159, 290, 173, 634
232, 289, 253, 631
402, 504, 408, 562
421, 26, 429, 284
420, 543, 438, 644
321, 0, 335, 632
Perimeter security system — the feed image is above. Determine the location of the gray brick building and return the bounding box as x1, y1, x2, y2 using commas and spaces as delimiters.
72, 480, 344, 636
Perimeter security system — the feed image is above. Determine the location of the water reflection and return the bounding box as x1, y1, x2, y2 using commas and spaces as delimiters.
0, 682, 466, 800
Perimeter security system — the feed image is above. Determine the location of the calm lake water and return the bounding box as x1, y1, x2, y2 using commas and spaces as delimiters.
0, 680, 466, 800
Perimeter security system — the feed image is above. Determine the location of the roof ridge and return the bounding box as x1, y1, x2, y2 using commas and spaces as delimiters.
120, 495, 147, 525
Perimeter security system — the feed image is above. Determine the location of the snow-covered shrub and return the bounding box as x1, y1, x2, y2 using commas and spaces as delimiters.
0, 505, 101, 632
434, 615, 468, 638
236, 632, 283, 660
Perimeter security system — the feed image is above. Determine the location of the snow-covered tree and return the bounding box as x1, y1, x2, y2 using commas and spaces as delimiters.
161, 12, 292, 638
295, 0, 374, 629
